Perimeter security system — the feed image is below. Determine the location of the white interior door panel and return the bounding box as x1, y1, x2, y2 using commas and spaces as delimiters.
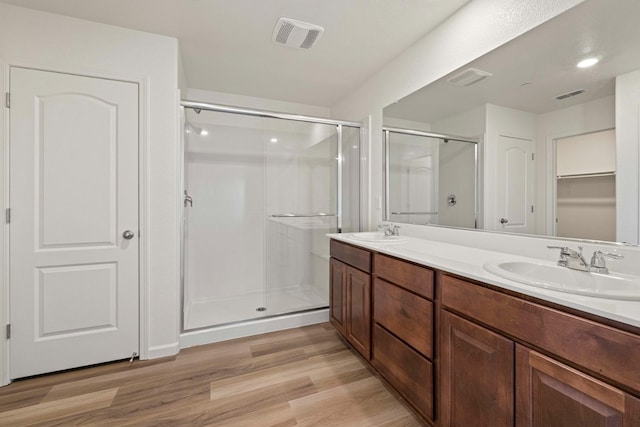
9, 67, 139, 378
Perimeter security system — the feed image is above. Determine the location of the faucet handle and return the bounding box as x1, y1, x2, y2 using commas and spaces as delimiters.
590, 250, 623, 265
590, 250, 623, 274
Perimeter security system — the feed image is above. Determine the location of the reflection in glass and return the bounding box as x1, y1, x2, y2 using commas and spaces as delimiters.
385, 129, 477, 228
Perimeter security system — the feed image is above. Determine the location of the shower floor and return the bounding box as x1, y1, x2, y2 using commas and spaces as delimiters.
184, 287, 328, 331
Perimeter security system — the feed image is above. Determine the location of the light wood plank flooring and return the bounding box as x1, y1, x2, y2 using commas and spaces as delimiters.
0, 323, 424, 426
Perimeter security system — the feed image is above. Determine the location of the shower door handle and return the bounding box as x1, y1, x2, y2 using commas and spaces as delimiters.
184, 190, 193, 208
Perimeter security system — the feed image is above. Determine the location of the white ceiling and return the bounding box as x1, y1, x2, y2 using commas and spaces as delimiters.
0, 0, 470, 107
384, 0, 640, 123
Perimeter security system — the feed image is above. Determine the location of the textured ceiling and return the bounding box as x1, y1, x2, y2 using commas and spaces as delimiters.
0, 0, 470, 106
384, 0, 640, 123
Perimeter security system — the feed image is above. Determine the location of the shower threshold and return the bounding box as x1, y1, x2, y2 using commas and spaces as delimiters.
184, 287, 327, 331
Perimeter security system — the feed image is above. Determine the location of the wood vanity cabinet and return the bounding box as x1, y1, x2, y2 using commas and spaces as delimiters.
329, 238, 640, 426
440, 310, 514, 426
516, 345, 640, 427
440, 273, 640, 427
372, 253, 435, 421
329, 240, 372, 360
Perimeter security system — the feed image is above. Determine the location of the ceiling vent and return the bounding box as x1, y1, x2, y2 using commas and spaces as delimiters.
272, 17, 324, 49
446, 68, 493, 87
554, 89, 586, 100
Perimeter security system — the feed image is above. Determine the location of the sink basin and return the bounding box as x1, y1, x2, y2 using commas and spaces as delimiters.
483, 261, 640, 300
346, 232, 407, 243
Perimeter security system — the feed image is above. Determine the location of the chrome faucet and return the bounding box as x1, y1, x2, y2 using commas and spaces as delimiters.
378, 223, 400, 236
589, 250, 624, 274
547, 246, 624, 274
547, 246, 589, 271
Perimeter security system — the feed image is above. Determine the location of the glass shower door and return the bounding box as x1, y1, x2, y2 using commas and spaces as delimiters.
182, 106, 360, 331
263, 119, 340, 316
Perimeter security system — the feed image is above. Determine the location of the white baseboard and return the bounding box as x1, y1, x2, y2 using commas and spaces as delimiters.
146, 341, 180, 359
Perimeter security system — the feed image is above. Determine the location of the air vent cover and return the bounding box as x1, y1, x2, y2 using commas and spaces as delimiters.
272, 17, 324, 49
446, 68, 493, 87
554, 89, 586, 100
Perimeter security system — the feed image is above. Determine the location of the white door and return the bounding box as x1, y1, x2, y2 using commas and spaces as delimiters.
496, 135, 534, 234
9, 67, 139, 378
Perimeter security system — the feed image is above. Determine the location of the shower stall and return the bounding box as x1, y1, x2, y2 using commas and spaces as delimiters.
181, 102, 360, 332
383, 127, 477, 228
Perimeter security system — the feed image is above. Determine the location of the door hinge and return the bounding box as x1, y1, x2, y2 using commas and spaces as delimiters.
531, 205, 535, 213
5, 208, 9, 224
5, 324, 10, 339
531, 153, 535, 160
5, 92, 9, 108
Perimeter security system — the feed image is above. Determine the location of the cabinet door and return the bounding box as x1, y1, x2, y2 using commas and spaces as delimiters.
329, 258, 347, 335
516, 345, 640, 427
346, 266, 371, 359
441, 311, 514, 427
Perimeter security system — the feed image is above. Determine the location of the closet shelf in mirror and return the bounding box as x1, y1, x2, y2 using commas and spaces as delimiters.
557, 171, 615, 179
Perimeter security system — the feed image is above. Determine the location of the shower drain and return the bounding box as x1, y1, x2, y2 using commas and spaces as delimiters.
256, 307, 267, 312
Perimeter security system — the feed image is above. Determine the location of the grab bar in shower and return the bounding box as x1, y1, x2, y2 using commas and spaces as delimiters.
270, 213, 337, 218
391, 211, 439, 215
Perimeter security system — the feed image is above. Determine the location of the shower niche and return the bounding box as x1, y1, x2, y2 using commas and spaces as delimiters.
182, 105, 360, 331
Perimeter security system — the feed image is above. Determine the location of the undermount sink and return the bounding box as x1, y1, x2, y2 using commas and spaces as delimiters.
483, 261, 640, 300
347, 232, 407, 243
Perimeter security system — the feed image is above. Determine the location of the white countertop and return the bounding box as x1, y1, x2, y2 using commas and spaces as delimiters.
328, 232, 640, 329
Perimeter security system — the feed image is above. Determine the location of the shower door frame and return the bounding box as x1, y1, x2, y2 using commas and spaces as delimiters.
180, 100, 361, 331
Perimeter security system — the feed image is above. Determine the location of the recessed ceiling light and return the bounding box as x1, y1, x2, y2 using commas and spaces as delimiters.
270, 137, 278, 143
577, 57, 599, 68
200, 129, 208, 136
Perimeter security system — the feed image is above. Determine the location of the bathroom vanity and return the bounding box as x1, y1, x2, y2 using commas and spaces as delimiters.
329, 236, 640, 426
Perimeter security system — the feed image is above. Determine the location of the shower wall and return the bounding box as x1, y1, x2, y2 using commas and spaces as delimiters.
388, 133, 439, 225
186, 115, 266, 304
183, 109, 358, 330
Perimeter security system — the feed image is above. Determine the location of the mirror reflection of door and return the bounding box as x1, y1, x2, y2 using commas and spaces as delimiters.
555, 129, 616, 241
496, 135, 535, 234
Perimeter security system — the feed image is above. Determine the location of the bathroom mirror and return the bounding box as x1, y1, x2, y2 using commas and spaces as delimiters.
383, 128, 478, 229
383, 0, 640, 244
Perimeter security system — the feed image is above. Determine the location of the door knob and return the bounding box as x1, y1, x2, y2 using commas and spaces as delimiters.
122, 230, 135, 240
500, 218, 509, 224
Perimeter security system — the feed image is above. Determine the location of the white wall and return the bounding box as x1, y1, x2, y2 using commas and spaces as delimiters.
185, 88, 331, 118
536, 95, 615, 235
0, 3, 180, 384
331, 0, 585, 230
616, 70, 640, 244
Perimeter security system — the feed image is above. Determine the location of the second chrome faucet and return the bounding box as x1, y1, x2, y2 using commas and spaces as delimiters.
378, 223, 400, 236
547, 245, 623, 274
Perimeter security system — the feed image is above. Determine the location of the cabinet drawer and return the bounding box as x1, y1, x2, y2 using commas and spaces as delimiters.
330, 239, 371, 273
374, 254, 434, 299
373, 278, 433, 358
373, 324, 434, 420
441, 274, 640, 393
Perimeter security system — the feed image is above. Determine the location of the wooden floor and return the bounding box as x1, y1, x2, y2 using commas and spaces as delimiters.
0, 323, 424, 426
